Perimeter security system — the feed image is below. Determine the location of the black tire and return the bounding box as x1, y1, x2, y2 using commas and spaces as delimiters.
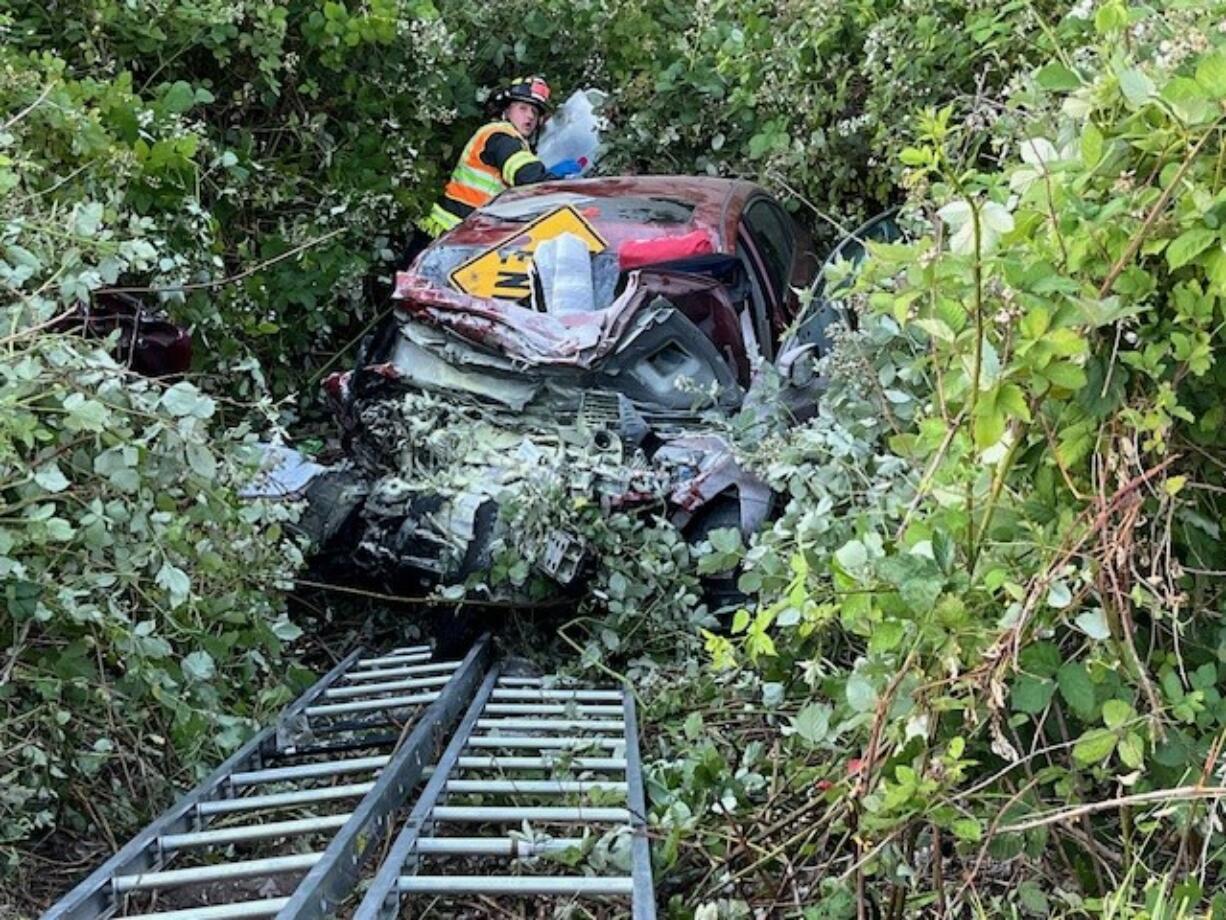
684, 495, 749, 616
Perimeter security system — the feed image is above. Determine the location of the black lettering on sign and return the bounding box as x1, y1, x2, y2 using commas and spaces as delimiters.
495, 271, 529, 292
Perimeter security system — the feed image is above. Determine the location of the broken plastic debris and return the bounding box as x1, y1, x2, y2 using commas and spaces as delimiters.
532, 231, 596, 315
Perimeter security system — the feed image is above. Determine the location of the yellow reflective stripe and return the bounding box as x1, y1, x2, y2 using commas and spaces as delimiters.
502, 149, 539, 184
451, 162, 504, 196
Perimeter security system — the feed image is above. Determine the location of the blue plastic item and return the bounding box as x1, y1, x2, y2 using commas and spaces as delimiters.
548, 158, 583, 178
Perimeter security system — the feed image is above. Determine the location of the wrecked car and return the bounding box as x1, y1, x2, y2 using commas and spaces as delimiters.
255, 177, 897, 600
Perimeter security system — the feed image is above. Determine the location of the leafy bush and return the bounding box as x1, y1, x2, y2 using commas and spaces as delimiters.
0, 333, 306, 871
640, 2, 1226, 914
0, 19, 306, 886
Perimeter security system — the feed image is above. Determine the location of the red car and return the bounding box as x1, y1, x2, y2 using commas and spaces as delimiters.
270, 176, 833, 596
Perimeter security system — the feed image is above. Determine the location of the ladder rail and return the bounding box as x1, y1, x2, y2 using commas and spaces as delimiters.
353, 671, 656, 918
41, 648, 365, 920
273, 636, 492, 920
623, 687, 657, 920
351, 664, 501, 920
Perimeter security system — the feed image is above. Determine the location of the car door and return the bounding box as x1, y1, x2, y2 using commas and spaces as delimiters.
739, 197, 815, 350
789, 209, 903, 359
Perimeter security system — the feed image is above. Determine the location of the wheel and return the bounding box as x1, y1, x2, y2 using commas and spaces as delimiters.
684, 494, 749, 616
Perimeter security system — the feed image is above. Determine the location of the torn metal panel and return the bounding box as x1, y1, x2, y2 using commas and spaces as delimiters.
387, 321, 539, 411
392, 268, 742, 373
660, 437, 772, 536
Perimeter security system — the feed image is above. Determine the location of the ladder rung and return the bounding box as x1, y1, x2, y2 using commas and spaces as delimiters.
159, 813, 350, 850
324, 674, 453, 699
431, 806, 630, 823
397, 875, 633, 895
355, 652, 432, 668
122, 898, 290, 920
483, 703, 624, 715
466, 735, 623, 751
306, 690, 439, 717
114, 852, 322, 892
445, 779, 627, 795
229, 754, 389, 786
456, 756, 627, 771
412, 837, 585, 856
199, 782, 375, 815
475, 718, 625, 732
385, 644, 432, 656
340, 660, 462, 683
491, 689, 623, 701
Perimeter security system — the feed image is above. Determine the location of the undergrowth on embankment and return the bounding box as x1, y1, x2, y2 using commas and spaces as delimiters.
7, 1, 1226, 917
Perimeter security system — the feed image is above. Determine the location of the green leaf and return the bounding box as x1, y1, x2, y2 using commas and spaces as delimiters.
155, 562, 191, 607
1074, 609, 1112, 640
834, 539, 869, 574
1017, 880, 1050, 916
182, 650, 216, 683
708, 527, 741, 555
1094, 0, 1127, 34
6, 580, 41, 620
1042, 361, 1087, 390
1118, 732, 1145, 769
73, 202, 104, 238
1166, 228, 1217, 271
1011, 675, 1055, 715
997, 383, 1031, 422
1058, 662, 1097, 718
790, 703, 832, 746
869, 619, 906, 653
1196, 51, 1226, 99
1019, 641, 1061, 678
163, 80, 197, 113
1081, 121, 1104, 167
731, 608, 750, 633
1036, 62, 1081, 92
161, 382, 216, 419
1162, 77, 1213, 125
271, 618, 303, 641
34, 464, 70, 493
973, 400, 1006, 449
846, 674, 877, 713
63, 394, 110, 432
1073, 727, 1117, 765
1118, 68, 1155, 106
951, 817, 982, 842
1102, 699, 1132, 729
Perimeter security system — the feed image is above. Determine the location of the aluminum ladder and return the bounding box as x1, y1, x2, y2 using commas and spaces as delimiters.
42, 638, 655, 919
42, 639, 490, 920
353, 663, 655, 919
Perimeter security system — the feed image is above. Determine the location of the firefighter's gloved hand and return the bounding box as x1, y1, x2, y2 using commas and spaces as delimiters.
548, 158, 583, 178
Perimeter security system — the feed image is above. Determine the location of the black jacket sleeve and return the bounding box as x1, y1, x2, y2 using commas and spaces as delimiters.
481, 131, 557, 186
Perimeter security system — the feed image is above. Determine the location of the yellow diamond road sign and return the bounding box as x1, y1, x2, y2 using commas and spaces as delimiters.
449, 205, 608, 301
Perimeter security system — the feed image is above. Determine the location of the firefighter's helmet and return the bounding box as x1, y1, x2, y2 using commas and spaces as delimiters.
493, 76, 552, 113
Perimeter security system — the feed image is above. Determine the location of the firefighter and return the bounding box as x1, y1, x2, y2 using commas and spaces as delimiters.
419, 75, 562, 239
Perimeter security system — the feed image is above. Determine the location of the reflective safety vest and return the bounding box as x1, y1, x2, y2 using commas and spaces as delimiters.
420, 121, 544, 238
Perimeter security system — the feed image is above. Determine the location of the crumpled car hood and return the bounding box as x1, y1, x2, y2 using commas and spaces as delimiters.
391, 267, 733, 369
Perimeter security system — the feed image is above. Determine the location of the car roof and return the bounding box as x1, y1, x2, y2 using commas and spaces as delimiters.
444, 175, 766, 251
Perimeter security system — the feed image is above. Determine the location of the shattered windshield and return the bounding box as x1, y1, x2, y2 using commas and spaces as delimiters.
481, 194, 695, 226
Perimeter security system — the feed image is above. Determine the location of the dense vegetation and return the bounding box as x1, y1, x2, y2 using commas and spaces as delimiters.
6, 0, 1226, 917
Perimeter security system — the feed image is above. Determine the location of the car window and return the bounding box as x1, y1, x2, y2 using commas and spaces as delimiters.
790, 210, 903, 356
742, 199, 795, 301
482, 194, 695, 226
810, 211, 903, 303
734, 235, 775, 360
